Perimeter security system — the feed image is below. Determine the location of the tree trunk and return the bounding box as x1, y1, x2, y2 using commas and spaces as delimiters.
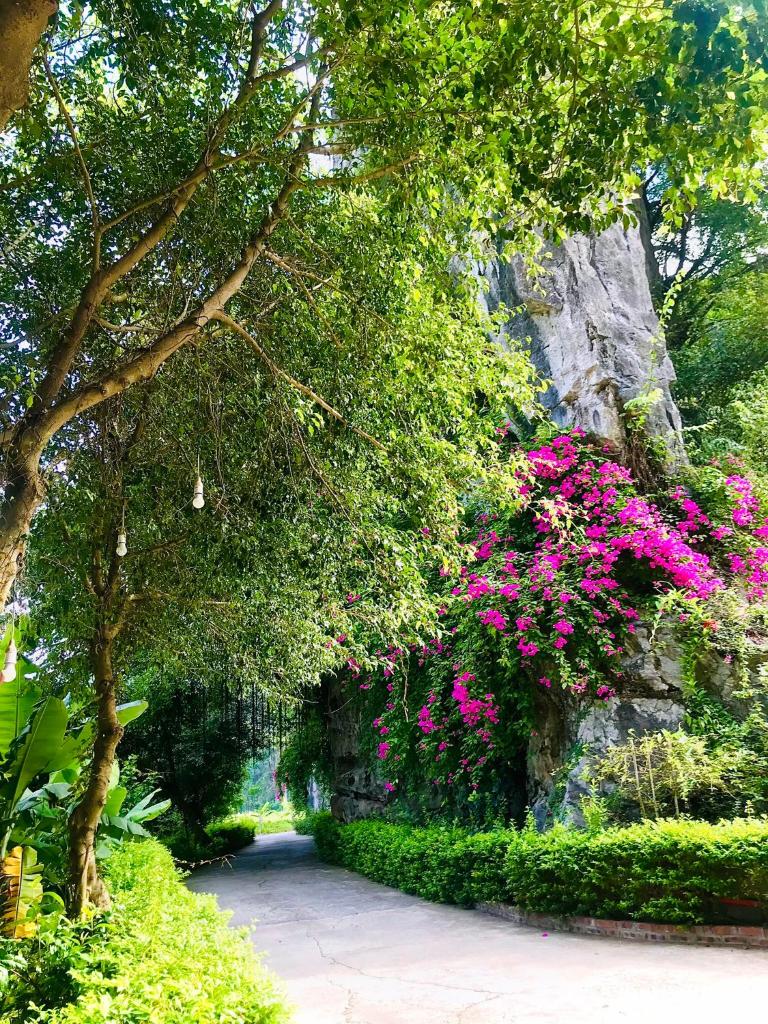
0, 446, 45, 607
0, 0, 58, 132
67, 626, 124, 916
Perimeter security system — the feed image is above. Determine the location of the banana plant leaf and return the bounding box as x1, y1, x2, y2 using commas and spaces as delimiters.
52, 700, 149, 773
0, 698, 68, 812
103, 785, 127, 817
43, 700, 147, 775
0, 626, 40, 759
1, 845, 43, 939
100, 789, 170, 840
127, 790, 171, 822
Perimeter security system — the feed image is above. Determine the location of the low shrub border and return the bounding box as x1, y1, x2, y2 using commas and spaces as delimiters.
310, 813, 768, 928
4, 840, 289, 1023
204, 811, 295, 855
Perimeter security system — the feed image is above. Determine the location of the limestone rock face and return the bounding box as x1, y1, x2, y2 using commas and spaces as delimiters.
322, 676, 387, 822
527, 624, 768, 825
477, 216, 684, 456
473, 216, 696, 825
528, 626, 689, 827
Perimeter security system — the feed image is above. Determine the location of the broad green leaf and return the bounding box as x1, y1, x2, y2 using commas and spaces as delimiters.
0, 628, 40, 759
103, 785, 127, 817
116, 700, 148, 726
2, 845, 43, 939
1, 698, 68, 812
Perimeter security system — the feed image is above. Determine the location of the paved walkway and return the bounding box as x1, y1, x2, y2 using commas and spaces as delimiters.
188, 830, 767, 1024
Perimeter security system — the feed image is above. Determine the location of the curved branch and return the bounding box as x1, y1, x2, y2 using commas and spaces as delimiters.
213, 311, 387, 452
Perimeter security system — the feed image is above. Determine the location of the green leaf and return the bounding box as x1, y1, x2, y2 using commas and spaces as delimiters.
103, 785, 127, 817
116, 701, 148, 726
0, 629, 39, 759
2, 845, 43, 938
0, 698, 68, 812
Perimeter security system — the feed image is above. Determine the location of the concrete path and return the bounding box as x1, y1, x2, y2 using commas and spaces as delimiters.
188, 830, 767, 1024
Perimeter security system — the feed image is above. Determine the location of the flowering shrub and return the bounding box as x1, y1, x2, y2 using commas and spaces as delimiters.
336, 430, 768, 812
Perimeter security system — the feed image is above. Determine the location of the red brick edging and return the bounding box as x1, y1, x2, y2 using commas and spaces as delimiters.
477, 902, 768, 949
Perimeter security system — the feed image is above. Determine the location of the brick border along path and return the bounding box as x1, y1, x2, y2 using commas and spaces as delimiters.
479, 902, 768, 948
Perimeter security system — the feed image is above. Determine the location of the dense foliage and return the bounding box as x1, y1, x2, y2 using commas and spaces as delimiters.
118, 672, 257, 846
3, 0, 763, 615
314, 428, 768, 823
0, 5, 767, 1012
0, 840, 288, 1023
310, 813, 768, 925
647, 169, 768, 484
206, 810, 295, 856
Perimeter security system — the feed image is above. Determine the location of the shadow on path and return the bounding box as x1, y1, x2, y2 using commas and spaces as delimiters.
188, 830, 766, 1024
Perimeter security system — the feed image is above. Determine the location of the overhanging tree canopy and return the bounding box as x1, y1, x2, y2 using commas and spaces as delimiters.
1, 0, 767, 604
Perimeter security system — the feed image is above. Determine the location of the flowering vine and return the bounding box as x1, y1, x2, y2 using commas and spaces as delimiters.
335, 430, 768, 809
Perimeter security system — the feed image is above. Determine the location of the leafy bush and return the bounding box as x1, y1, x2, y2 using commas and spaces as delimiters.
293, 811, 324, 836
232, 811, 295, 836
203, 810, 295, 856
588, 729, 732, 819
311, 813, 768, 924
205, 819, 255, 854
3, 840, 288, 1023
312, 814, 515, 907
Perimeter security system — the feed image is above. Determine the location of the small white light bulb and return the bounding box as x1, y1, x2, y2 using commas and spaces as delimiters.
1, 637, 17, 684
116, 531, 128, 557
192, 474, 205, 509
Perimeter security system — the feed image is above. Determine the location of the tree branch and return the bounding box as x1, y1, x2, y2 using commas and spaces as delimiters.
43, 53, 101, 269
32, 115, 320, 448
305, 155, 421, 188
213, 311, 387, 452
246, 0, 284, 83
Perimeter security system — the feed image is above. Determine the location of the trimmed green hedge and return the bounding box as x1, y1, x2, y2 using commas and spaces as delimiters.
234, 811, 296, 836
11, 841, 288, 1024
206, 818, 256, 853
204, 811, 295, 855
312, 813, 768, 924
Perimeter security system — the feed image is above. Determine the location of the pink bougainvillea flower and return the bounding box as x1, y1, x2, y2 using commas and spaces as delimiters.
478, 608, 507, 631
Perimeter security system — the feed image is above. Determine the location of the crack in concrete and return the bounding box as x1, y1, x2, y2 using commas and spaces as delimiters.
455, 991, 505, 1024
304, 926, 503, 1001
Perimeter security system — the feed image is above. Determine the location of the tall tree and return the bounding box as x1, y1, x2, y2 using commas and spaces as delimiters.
1, 0, 766, 604
25, 199, 531, 909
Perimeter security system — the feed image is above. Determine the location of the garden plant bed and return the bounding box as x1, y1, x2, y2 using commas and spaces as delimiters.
478, 902, 768, 949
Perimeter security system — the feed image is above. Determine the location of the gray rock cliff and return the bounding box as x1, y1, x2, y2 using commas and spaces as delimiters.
476, 215, 685, 458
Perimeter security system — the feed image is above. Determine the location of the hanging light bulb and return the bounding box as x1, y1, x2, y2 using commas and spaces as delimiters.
116, 530, 128, 557
1, 637, 17, 684
192, 473, 205, 509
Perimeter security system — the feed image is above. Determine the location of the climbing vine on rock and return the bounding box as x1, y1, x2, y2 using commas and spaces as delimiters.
330, 429, 768, 817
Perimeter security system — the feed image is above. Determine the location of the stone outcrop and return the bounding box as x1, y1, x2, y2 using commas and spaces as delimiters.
476, 212, 685, 459
474, 215, 699, 824
528, 625, 768, 825
527, 627, 688, 827
321, 676, 387, 822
